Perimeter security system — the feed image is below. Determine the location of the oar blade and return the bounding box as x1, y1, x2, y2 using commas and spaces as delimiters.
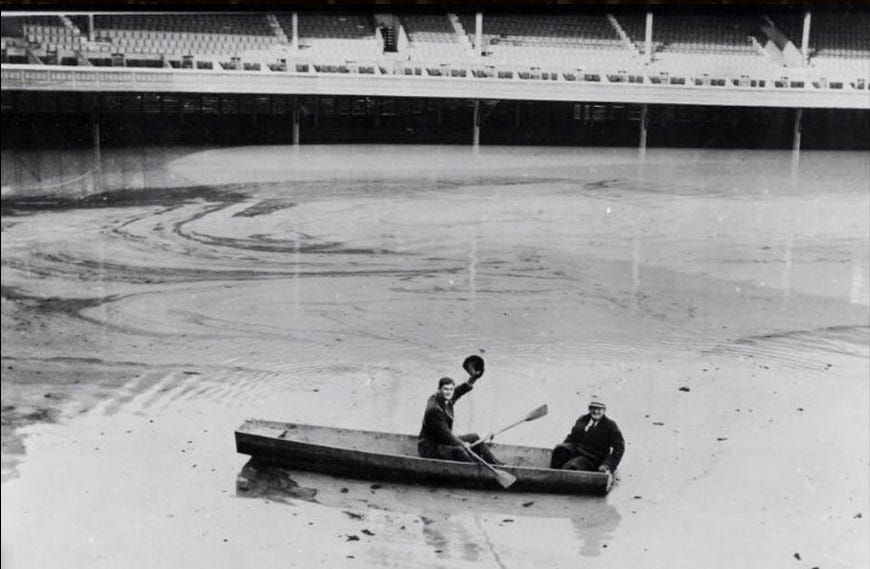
494, 468, 517, 489
524, 404, 548, 422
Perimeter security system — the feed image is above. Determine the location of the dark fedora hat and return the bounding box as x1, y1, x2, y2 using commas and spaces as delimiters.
462, 355, 485, 375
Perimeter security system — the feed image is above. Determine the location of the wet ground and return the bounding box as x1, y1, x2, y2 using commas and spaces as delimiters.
1, 145, 868, 568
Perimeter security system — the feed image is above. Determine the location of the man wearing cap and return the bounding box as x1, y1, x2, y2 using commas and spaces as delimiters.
417, 355, 501, 464
550, 400, 624, 474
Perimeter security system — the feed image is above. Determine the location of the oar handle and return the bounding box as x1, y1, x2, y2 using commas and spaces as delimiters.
465, 446, 497, 474
465, 446, 516, 488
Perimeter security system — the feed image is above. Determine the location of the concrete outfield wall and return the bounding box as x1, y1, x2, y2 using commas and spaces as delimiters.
0, 146, 193, 197
2, 64, 869, 110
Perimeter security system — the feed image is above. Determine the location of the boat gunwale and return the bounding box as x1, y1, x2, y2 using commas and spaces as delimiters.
236, 419, 613, 494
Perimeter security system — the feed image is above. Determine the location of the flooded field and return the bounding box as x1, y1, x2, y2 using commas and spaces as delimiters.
2, 145, 868, 568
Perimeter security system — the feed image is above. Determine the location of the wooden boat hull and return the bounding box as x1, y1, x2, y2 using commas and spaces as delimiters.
235, 419, 612, 496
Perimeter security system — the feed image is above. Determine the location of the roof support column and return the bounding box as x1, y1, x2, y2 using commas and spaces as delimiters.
475, 12, 483, 57
292, 12, 299, 50
644, 11, 653, 64
800, 11, 811, 65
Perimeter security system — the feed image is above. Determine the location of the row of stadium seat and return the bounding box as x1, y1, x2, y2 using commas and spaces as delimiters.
2, 12, 867, 83
94, 14, 273, 36
5, 12, 870, 53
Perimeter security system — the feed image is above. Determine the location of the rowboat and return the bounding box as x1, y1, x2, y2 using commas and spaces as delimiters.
235, 419, 613, 496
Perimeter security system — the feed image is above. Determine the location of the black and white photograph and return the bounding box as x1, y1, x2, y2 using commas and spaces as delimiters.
1, 1, 868, 567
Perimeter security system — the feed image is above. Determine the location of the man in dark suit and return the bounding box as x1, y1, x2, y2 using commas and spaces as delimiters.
417, 355, 500, 464
550, 400, 624, 474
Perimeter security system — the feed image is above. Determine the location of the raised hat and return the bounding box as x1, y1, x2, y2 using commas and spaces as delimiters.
462, 355, 485, 374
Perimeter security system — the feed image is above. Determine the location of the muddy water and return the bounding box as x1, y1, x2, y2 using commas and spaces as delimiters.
1, 145, 868, 568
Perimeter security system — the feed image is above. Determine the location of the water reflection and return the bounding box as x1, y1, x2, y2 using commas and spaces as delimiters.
572, 505, 622, 556
236, 460, 622, 557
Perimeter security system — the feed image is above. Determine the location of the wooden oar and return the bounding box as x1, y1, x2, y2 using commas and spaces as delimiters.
465, 446, 516, 489
471, 404, 549, 447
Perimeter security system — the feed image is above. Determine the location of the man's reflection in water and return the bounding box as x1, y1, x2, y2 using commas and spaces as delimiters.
571, 504, 621, 557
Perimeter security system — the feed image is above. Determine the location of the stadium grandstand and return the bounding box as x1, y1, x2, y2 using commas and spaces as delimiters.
1, 5, 868, 151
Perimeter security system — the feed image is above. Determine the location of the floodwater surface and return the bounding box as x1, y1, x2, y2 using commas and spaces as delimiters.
1, 145, 868, 568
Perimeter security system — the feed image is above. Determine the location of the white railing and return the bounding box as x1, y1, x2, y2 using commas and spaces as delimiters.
1, 62, 867, 110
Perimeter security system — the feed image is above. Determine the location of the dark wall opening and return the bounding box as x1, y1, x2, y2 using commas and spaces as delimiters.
2, 90, 868, 150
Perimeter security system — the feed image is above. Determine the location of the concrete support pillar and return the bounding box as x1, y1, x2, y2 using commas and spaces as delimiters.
639, 104, 649, 151
791, 108, 803, 184
475, 12, 483, 57
92, 106, 102, 192
792, 107, 803, 152
88, 14, 94, 42
644, 11, 654, 64
472, 99, 480, 147
801, 11, 811, 65
637, 104, 649, 181
292, 97, 300, 146
291, 12, 299, 50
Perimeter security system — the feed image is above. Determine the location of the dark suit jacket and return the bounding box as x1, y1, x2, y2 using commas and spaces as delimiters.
418, 382, 473, 447
564, 413, 625, 471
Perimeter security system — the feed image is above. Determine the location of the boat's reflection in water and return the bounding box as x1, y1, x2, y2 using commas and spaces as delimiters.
236, 458, 621, 557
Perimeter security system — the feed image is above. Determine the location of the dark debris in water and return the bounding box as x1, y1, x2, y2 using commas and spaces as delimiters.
235, 461, 318, 504
1, 406, 58, 428
1, 184, 248, 216
678, 386, 691, 392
